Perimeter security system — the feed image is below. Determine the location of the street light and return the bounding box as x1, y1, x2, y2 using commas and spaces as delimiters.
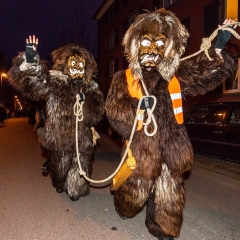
14, 95, 18, 110
1, 73, 7, 106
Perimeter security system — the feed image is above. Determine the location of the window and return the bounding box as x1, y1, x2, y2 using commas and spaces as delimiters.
109, 59, 119, 77
184, 105, 217, 123
228, 103, 240, 125
123, 11, 139, 32
204, 0, 219, 37
222, 0, 240, 94
204, 105, 228, 124
129, 11, 138, 26
181, 16, 190, 45
108, 32, 115, 50
163, 0, 178, 8
226, 0, 238, 20
223, 59, 240, 93
184, 104, 228, 124
108, 4, 115, 23
109, 61, 115, 77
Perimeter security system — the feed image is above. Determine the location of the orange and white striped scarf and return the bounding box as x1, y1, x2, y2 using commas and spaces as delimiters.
126, 68, 183, 130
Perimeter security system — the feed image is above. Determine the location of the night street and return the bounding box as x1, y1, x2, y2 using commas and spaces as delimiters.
0, 117, 240, 240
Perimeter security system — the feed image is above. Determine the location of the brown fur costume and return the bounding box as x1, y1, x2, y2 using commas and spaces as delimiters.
105, 9, 236, 239
8, 44, 105, 201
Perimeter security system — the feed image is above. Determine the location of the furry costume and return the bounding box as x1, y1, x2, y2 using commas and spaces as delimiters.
105, 9, 237, 239
8, 43, 105, 201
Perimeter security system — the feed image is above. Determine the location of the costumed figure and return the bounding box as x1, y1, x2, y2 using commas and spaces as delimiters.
8, 36, 105, 201
105, 9, 238, 239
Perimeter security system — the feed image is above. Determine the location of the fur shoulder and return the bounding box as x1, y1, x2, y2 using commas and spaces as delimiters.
49, 70, 68, 83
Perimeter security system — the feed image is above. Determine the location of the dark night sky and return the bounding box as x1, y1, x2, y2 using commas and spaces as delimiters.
0, 0, 104, 69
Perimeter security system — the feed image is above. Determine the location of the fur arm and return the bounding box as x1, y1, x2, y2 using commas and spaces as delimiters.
7, 52, 49, 101
176, 48, 237, 97
105, 70, 138, 140
82, 81, 105, 126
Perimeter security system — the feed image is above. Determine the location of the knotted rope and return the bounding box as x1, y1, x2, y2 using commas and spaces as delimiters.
74, 22, 240, 184
180, 22, 240, 61
139, 79, 158, 136
74, 94, 85, 176
74, 79, 157, 184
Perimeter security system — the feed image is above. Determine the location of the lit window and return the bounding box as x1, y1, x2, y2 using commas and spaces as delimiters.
226, 0, 238, 20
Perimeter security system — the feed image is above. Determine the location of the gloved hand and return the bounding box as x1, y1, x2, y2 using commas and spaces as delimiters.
140, 97, 153, 110
78, 92, 85, 102
214, 19, 236, 49
25, 35, 38, 63
214, 29, 232, 49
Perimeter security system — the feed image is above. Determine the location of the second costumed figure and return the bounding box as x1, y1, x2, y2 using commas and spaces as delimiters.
8, 36, 105, 201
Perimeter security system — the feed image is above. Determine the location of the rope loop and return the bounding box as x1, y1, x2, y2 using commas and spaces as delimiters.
138, 95, 158, 136
180, 22, 240, 61
74, 94, 84, 122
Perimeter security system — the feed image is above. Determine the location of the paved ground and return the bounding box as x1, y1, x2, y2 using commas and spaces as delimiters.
193, 154, 240, 180
0, 118, 239, 240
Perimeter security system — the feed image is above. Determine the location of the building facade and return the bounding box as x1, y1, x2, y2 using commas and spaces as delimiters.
94, 0, 240, 109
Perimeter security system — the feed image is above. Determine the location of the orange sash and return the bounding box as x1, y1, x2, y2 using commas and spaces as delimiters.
126, 68, 183, 126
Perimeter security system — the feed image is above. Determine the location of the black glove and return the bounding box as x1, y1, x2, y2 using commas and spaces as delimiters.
214, 28, 232, 49
79, 92, 85, 102
25, 43, 37, 63
140, 97, 153, 110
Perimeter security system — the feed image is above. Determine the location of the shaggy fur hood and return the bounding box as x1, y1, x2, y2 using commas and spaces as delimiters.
51, 44, 98, 83
122, 8, 189, 82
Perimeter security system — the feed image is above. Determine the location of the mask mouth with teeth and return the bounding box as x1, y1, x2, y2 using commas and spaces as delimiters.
139, 34, 166, 68
66, 55, 85, 79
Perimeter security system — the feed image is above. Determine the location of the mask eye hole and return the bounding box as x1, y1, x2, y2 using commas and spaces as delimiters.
156, 40, 164, 47
71, 60, 76, 67
141, 39, 151, 47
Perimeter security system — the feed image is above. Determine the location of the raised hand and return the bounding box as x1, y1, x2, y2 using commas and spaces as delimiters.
214, 19, 237, 50
25, 35, 39, 63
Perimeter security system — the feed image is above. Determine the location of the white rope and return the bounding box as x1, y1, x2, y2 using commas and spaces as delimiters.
140, 78, 158, 136
180, 22, 240, 61
74, 79, 157, 183
74, 94, 85, 176
74, 22, 240, 184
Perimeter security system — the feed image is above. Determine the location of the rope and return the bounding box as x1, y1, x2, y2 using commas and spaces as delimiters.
74, 79, 157, 183
180, 22, 240, 61
74, 94, 85, 176
139, 78, 158, 136
73, 22, 240, 184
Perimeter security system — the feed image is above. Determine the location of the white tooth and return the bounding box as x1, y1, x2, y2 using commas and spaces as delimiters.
141, 55, 149, 63
154, 55, 159, 61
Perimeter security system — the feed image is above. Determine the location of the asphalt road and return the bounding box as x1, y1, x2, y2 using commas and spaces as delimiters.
0, 117, 239, 240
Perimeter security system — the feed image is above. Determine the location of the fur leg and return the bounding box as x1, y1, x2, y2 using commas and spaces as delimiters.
66, 153, 92, 200
50, 152, 71, 193
114, 177, 153, 218
145, 163, 185, 238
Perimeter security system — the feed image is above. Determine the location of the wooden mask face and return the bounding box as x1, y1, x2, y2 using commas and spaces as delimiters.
66, 55, 85, 79
138, 34, 166, 68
